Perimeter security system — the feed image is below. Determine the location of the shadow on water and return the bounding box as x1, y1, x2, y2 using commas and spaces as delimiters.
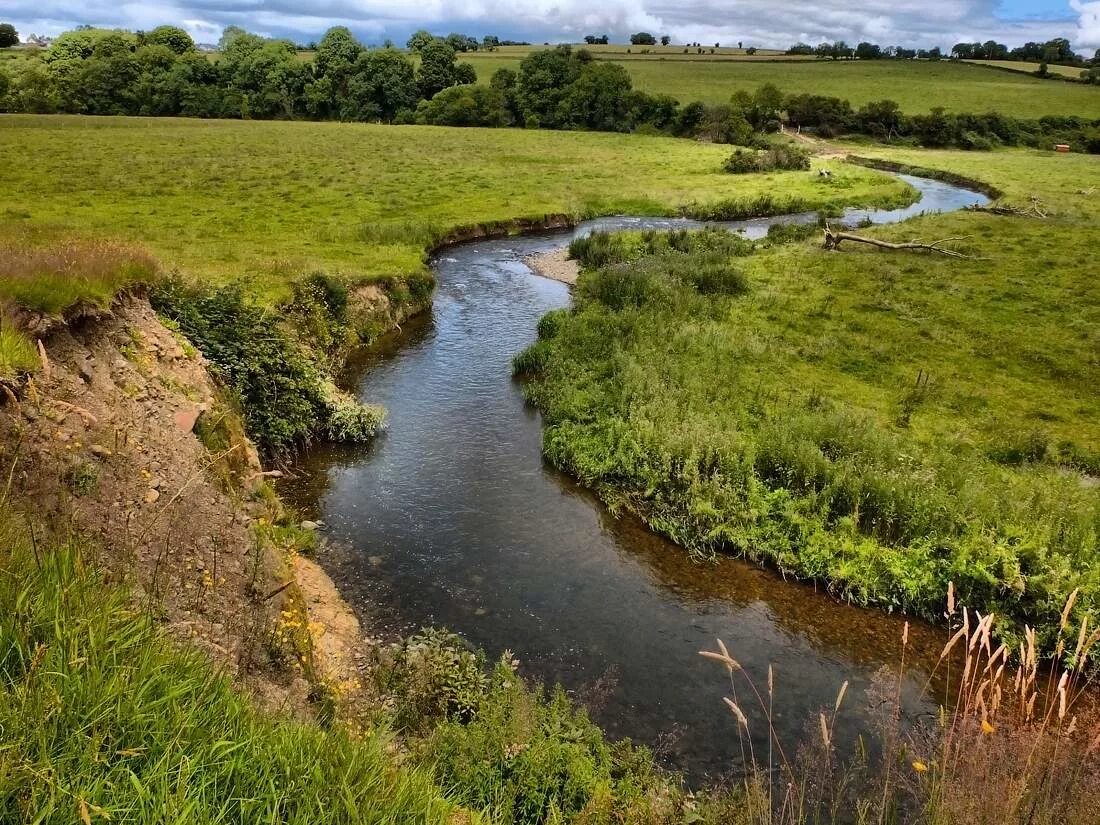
282, 176, 988, 782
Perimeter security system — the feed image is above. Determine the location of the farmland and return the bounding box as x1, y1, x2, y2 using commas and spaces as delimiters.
461, 50, 1100, 116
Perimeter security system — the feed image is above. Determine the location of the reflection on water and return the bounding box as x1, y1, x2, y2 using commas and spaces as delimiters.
282, 176, 987, 781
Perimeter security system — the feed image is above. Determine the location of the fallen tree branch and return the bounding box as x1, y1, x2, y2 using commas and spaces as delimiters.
822, 224, 975, 258
966, 202, 1047, 219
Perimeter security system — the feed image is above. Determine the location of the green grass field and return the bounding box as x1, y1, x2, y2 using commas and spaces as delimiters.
519, 146, 1100, 646
462, 53, 1100, 117
0, 115, 911, 299
963, 59, 1089, 79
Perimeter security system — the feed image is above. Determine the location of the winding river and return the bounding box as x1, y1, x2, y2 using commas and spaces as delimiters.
284, 175, 989, 781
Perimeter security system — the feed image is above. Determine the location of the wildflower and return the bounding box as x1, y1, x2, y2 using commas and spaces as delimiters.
981, 719, 995, 735
912, 761, 929, 773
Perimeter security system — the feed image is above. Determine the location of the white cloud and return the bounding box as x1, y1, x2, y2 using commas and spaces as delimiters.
1072, 0, 1100, 48
0, 0, 1089, 51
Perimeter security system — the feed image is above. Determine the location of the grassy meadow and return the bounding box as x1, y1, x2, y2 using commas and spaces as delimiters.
0, 115, 912, 299
962, 59, 1089, 79
518, 147, 1100, 647
460, 52, 1100, 117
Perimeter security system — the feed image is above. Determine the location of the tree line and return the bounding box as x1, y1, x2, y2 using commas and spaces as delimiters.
1, 24, 1096, 153
788, 35, 1100, 75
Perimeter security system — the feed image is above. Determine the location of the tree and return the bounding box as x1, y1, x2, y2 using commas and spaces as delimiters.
855, 42, 882, 60
787, 43, 813, 56
514, 45, 583, 128
143, 25, 195, 54
416, 37, 460, 99
406, 30, 434, 53
629, 33, 657, 46
482, 35, 500, 51
445, 33, 478, 52
314, 26, 362, 81
218, 26, 247, 51
660, 35, 670, 46
557, 61, 632, 131
416, 84, 507, 126
344, 48, 418, 121
0, 23, 19, 48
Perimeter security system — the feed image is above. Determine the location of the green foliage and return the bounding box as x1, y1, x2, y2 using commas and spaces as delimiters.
152, 280, 327, 455
416, 84, 508, 127
0, 315, 38, 381
373, 628, 490, 734
417, 38, 462, 100
724, 143, 812, 174
518, 152, 1100, 650
142, 25, 195, 55
0, 538, 461, 824
0, 24, 18, 49
427, 663, 670, 825
321, 382, 386, 443
65, 461, 100, 496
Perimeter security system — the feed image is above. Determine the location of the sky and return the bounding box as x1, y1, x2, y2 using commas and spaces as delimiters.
4, 0, 1098, 52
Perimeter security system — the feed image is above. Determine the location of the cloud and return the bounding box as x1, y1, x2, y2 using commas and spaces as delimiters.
1072, 0, 1100, 48
1, 0, 1089, 51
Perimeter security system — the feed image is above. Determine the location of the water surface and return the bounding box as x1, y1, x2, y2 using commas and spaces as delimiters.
284, 176, 988, 780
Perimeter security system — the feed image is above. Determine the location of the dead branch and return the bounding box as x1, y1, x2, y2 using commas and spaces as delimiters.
967, 202, 1048, 219
822, 224, 975, 258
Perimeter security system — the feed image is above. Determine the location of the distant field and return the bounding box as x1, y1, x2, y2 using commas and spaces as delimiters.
462, 53, 1100, 117
962, 59, 1088, 79
0, 115, 909, 298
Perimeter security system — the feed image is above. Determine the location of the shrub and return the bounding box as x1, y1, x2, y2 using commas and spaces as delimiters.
152, 280, 327, 455
321, 382, 386, 442
724, 143, 811, 174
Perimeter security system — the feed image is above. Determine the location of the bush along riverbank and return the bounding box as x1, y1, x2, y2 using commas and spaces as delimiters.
515, 151, 1100, 654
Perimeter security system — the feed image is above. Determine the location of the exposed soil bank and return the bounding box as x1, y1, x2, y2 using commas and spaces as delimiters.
0, 295, 368, 712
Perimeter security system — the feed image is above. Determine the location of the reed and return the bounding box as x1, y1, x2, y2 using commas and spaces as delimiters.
700, 588, 1100, 823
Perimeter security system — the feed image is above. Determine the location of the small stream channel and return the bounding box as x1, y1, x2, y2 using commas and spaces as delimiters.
283, 175, 989, 781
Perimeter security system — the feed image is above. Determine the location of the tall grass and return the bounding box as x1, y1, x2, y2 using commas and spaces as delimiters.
699, 588, 1100, 823
0, 237, 157, 315
0, 312, 37, 382
0, 523, 462, 824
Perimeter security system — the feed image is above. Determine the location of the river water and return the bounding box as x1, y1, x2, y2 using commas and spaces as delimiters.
284, 175, 989, 781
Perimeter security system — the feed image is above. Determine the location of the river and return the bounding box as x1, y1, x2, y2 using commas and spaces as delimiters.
284, 174, 989, 781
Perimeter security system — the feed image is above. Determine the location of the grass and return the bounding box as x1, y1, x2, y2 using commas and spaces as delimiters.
461, 53, 1100, 118
699, 589, 1100, 823
0, 229, 157, 314
0, 115, 911, 302
517, 146, 1100, 649
963, 59, 1089, 80
0, 527, 465, 824
0, 506, 753, 824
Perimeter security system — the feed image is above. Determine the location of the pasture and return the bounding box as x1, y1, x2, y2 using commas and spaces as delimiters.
0, 115, 910, 297
460, 51, 1100, 117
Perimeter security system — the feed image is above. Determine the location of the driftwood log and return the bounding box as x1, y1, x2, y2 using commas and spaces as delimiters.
822, 224, 974, 258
